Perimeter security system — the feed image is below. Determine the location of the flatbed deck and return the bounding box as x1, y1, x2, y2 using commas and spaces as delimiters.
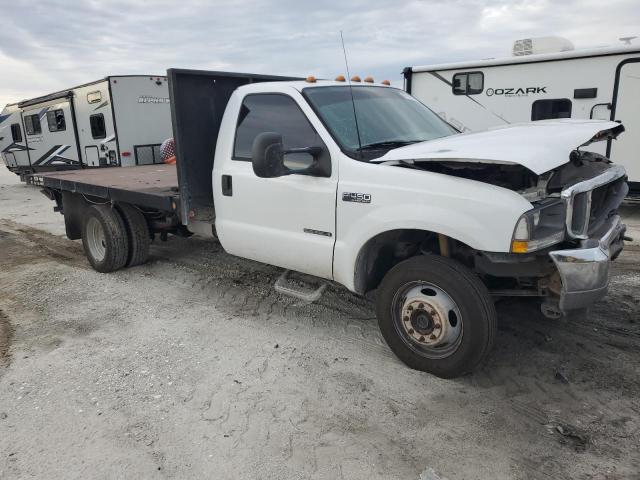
30, 164, 180, 213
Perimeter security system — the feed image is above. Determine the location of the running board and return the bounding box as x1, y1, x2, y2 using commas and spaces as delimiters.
274, 270, 327, 302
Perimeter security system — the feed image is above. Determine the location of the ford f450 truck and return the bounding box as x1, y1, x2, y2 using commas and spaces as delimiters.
31, 69, 628, 378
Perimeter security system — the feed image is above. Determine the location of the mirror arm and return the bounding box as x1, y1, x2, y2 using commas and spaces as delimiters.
283, 146, 323, 157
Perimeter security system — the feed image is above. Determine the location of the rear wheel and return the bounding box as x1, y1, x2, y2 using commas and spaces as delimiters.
82, 204, 129, 273
376, 255, 496, 378
116, 203, 150, 267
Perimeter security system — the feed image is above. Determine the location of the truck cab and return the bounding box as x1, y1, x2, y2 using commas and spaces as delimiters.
211, 78, 627, 377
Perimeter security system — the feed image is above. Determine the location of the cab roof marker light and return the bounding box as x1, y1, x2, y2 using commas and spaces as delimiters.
351, 75, 361, 82
364, 76, 374, 83
381, 80, 391, 85
335, 75, 346, 82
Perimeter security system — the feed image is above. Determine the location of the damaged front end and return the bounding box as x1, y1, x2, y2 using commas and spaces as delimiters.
379, 119, 628, 316
473, 156, 628, 317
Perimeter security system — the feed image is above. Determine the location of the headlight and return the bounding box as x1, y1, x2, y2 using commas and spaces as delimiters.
511, 198, 566, 253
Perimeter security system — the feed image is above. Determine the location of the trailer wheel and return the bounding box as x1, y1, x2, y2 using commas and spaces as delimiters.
376, 255, 496, 379
82, 204, 129, 273
116, 203, 150, 267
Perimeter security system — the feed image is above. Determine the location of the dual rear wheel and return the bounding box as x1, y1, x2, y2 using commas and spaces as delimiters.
81, 203, 150, 272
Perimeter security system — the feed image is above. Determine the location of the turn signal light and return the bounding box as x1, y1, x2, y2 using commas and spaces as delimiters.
511, 240, 529, 253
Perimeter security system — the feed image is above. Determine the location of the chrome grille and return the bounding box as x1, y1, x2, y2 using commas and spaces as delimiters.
562, 165, 627, 239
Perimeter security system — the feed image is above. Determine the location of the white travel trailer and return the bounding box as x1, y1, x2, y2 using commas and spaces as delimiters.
403, 39, 640, 193
0, 103, 30, 170
0, 75, 173, 175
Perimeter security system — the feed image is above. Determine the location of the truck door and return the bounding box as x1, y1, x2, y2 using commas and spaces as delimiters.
214, 92, 337, 279
610, 59, 640, 185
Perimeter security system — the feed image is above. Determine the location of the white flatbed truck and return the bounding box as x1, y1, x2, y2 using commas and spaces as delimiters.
31, 69, 629, 378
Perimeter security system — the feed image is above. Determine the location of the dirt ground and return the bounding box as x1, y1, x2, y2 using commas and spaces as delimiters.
0, 163, 639, 480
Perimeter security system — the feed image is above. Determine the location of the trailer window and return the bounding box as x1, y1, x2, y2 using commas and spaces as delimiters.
87, 91, 102, 104
46, 109, 66, 132
453, 72, 484, 95
89, 114, 106, 139
10, 123, 22, 142
531, 99, 572, 120
233, 94, 321, 162
24, 114, 42, 135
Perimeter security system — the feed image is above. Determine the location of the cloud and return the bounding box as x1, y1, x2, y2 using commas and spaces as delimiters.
0, 0, 638, 106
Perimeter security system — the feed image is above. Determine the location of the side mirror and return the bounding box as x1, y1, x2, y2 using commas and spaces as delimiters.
251, 132, 331, 178
251, 132, 288, 178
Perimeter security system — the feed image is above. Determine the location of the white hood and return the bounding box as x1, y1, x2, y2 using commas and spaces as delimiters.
377, 119, 624, 175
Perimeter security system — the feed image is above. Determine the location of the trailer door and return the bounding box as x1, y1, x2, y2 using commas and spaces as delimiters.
610, 59, 640, 185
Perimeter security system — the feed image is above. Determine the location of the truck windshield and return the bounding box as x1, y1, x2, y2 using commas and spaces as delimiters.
303, 86, 457, 160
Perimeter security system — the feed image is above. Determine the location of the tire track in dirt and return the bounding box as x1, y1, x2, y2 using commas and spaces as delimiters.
0, 219, 86, 270
0, 309, 13, 370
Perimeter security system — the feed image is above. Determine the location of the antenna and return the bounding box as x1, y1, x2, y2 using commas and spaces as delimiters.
340, 31, 363, 158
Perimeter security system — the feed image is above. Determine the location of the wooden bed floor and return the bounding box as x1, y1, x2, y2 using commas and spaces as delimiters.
33, 164, 178, 192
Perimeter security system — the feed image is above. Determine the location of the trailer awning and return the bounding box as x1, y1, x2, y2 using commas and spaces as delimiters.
19, 90, 74, 108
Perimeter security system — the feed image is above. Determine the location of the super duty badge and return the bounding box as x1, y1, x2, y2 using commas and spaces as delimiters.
342, 192, 371, 203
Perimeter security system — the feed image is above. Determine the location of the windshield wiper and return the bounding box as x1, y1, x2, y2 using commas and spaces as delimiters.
358, 140, 421, 151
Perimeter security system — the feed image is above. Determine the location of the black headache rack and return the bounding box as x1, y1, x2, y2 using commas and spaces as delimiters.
168, 69, 301, 224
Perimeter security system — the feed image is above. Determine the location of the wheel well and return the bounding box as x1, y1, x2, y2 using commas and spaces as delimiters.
353, 229, 474, 295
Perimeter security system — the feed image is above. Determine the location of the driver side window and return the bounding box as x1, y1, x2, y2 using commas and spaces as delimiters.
233, 93, 324, 168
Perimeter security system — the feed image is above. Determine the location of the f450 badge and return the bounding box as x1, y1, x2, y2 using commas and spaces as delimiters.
342, 192, 371, 203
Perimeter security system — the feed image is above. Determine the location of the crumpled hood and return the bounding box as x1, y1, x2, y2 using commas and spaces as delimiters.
376, 119, 624, 175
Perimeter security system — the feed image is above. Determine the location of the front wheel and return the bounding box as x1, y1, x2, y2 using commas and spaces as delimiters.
376, 255, 496, 378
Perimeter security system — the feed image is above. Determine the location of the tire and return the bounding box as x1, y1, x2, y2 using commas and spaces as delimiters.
116, 203, 150, 267
376, 255, 496, 379
81, 204, 129, 273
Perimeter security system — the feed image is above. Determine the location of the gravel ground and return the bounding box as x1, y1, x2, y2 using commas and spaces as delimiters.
0, 163, 639, 480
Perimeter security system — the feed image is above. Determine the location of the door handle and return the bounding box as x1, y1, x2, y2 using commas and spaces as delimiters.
222, 175, 232, 196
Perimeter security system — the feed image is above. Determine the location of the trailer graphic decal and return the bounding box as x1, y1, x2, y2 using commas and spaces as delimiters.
2, 142, 33, 153
93, 100, 110, 111
486, 87, 548, 97
38, 107, 50, 120
0, 113, 10, 125
138, 96, 170, 104
32, 145, 78, 166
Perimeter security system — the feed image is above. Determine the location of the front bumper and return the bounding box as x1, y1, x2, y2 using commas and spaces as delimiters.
549, 215, 626, 311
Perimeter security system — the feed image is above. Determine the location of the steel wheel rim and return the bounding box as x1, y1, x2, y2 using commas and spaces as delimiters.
86, 216, 107, 262
391, 281, 463, 359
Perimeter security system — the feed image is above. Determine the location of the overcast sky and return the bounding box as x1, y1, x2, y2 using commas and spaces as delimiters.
0, 0, 638, 107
